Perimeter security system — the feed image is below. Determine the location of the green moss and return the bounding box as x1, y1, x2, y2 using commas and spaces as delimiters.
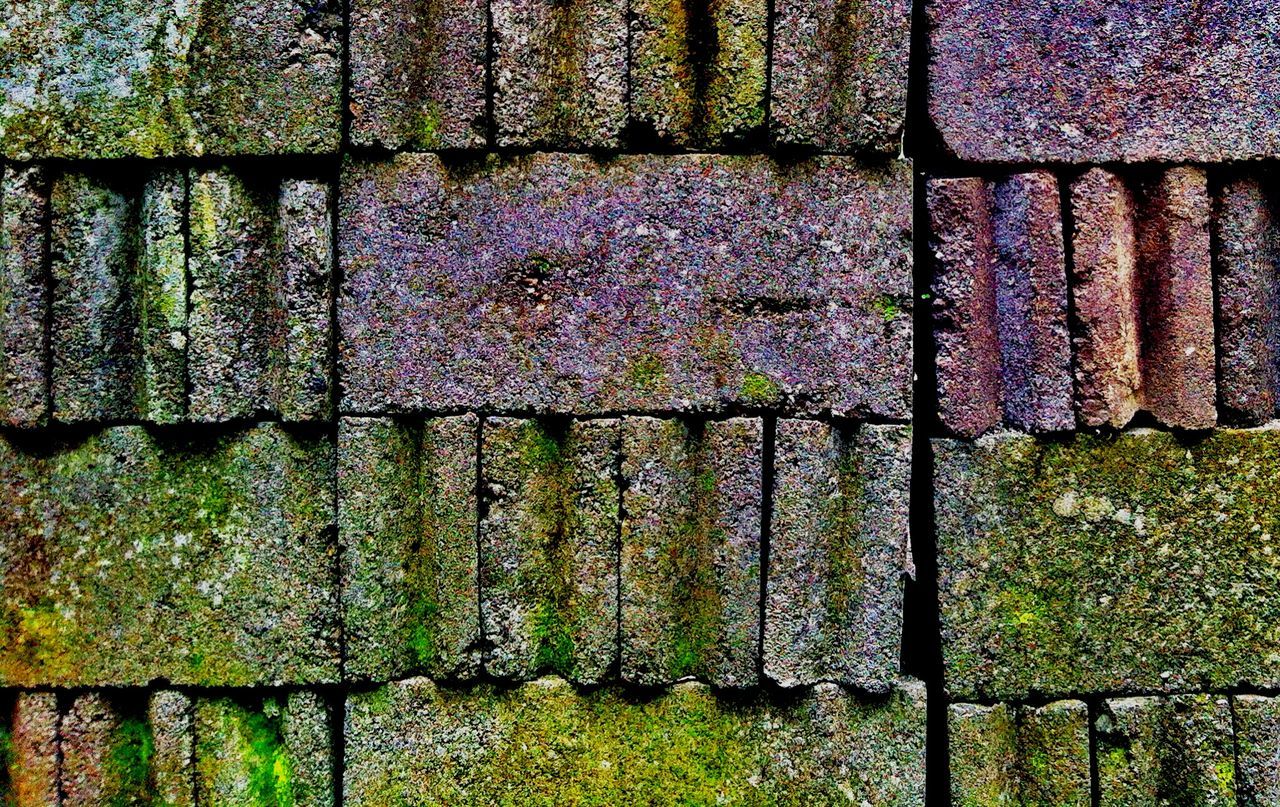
0, 725, 12, 798
238, 701, 296, 807
107, 716, 155, 807
531, 600, 576, 674
739, 372, 780, 404
625, 353, 666, 390
414, 101, 443, 149
868, 294, 902, 322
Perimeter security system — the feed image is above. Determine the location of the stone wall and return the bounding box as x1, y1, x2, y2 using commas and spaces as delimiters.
0, 0, 1275, 802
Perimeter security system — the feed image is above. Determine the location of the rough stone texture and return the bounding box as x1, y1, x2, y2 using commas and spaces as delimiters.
928, 177, 1002, 438
948, 701, 1091, 807
1234, 694, 1280, 805
764, 421, 911, 692
1216, 174, 1280, 425
1096, 695, 1236, 806
50, 170, 187, 424
194, 693, 333, 807
350, 0, 487, 151
0, 424, 339, 686
148, 691, 197, 807
344, 676, 927, 805
277, 179, 335, 422
1071, 168, 1216, 430
0, 0, 342, 159
340, 416, 481, 682
1132, 167, 1216, 429
8, 692, 58, 806
927, 169, 1093, 436
189, 170, 332, 423
340, 153, 913, 418
0, 165, 49, 428
989, 172, 1073, 434
928, 0, 1280, 163
619, 417, 762, 688
492, 0, 627, 150
1071, 168, 1141, 428
61, 693, 156, 807
771, 0, 910, 153
936, 428, 1280, 700
137, 171, 189, 424
630, 0, 767, 148
480, 418, 620, 684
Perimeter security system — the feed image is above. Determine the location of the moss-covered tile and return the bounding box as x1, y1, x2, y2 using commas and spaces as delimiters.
937, 428, 1280, 699
1230, 694, 1280, 805
0, 424, 338, 686
0, 165, 49, 427
620, 417, 762, 688
194, 692, 332, 807
349, 0, 487, 150
6, 692, 58, 806
765, 421, 911, 691
188, 169, 332, 422
340, 416, 481, 681
0, 0, 342, 159
630, 0, 767, 148
949, 700, 1090, 807
480, 418, 620, 684
1096, 695, 1235, 807
343, 676, 927, 805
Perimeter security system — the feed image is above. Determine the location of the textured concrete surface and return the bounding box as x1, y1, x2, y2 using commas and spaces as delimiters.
189, 170, 333, 423
764, 421, 911, 692
8, 692, 59, 806
630, 0, 767, 148
0, 165, 49, 428
1096, 695, 1235, 806
1217, 175, 1280, 425
0, 0, 342, 159
929, 0, 1280, 163
937, 428, 1280, 700
492, 0, 627, 149
340, 416, 481, 682
771, 0, 910, 153
340, 153, 913, 418
50, 170, 188, 424
0, 425, 339, 686
350, 0, 487, 150
949, 700, 1091, 807
619, 416, 762, 688
344, 676, 927, 805
480, 418, 621, 684
1070, 167, 1216, 430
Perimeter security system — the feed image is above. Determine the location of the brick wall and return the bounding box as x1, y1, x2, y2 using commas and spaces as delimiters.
0, 0, 1274, 803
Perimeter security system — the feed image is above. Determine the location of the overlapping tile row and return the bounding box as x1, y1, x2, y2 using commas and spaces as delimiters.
0, 688, 334, 805
0, 162, 333, 427
0, 0, 908, 159
341, 414, 912, 690
339, 152, 912, 418
351, 0, 909, 153
951, 693, 1280, 805
928, 0, 1280, 164
927, 164, 1280, 437
344, 676, 927, 805
0, 411, 906, 692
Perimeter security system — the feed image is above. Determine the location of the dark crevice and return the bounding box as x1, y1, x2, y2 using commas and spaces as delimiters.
757, 415, 776, 683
